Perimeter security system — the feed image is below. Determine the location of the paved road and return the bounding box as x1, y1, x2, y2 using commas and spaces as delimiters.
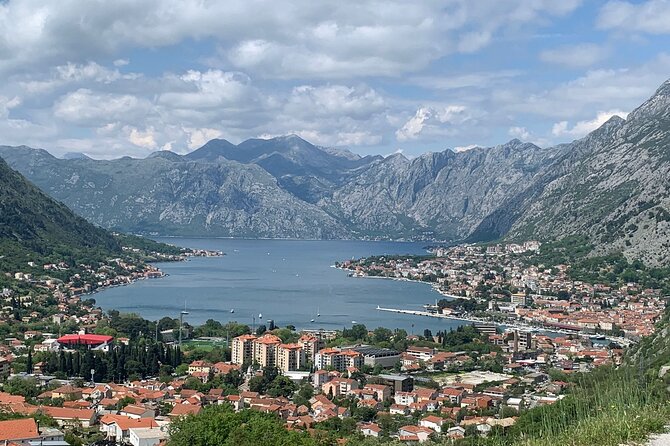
644, 429, 670, 446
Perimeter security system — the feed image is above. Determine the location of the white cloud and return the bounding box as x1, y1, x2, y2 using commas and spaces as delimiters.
551, 109, 628, 138
508, 126, 532, 140
53, 89, 151, 126
0, 1, 584, 79
0, 96, 21, 119
127, 126, 157, 149
453, 144, 478, 153
506, 126, 551, 147
395, 105, 469, 141
183, 127, 224, 150
158, 70, 262, 114
540, 43, 610, 68
20, 62, 139, 94
502, 53, 670, 119
409, 70, 523, 90
457, 31, 491, 53
598, 0, 670, 34
286, 85, 385, 119
5, 1, 670, 160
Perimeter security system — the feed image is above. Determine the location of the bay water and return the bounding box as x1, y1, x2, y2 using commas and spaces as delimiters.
94, 238, 466, 334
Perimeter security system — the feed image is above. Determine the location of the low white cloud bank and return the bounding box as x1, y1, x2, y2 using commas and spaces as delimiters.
552, 109, 628, 139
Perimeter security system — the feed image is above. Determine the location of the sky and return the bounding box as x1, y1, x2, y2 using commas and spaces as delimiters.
1, 0, 670, 159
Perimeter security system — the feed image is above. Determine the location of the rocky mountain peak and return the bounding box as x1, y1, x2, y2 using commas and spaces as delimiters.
627, 77, 670, 122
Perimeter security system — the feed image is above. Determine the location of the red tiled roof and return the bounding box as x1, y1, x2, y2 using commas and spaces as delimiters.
0, 418, 39, 441
121, 404, 150, 415
169, 404, 202, 417
100, 414, 158, 430
0, 392, 25, 405
41, 406, 94, 420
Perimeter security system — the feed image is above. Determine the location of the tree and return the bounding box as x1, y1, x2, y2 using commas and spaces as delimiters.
343, 324, 368, 341
175, 364, 189, 376
266, 375, 296, 398
168, 405, 316, 446
372, 327, 392, 344
3, 376, 40, 398
115, 396, 136, 409
294, 383, 314, 408
64, 432, 83, 446
26, 349, 33, 374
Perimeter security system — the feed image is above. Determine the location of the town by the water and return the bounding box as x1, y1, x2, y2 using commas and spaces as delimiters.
1, 238, 665, 445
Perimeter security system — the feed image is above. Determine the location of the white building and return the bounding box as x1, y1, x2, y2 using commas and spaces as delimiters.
129, 427, 169, 446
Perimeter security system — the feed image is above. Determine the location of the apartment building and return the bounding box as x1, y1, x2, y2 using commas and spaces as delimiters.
253, 333, 282, 368
298, 334, 325, 362
231, 333, 304, 372
314, 348, 363, 371
276, 343, 305, 372
231, 334, 257, 365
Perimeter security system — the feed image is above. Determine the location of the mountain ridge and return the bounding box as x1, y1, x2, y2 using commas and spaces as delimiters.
0, 156, 122, 271
1, 78, 670, 263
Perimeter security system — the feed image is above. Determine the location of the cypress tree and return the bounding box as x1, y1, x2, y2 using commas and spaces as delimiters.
26, 349, 33, 374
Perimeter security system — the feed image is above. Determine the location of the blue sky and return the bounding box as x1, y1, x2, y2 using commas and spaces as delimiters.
1, 0, 670, 158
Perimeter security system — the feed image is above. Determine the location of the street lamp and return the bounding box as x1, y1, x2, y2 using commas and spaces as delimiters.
179, 310, 189, 347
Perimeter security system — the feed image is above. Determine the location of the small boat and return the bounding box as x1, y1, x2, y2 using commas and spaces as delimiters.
317, 306, 320, 317
258, 313, 263, 319
230, 309, 234, 313
351, 320, 357, 324
310, 319, 315, 323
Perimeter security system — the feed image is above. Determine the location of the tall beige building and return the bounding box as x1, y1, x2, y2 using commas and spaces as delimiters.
298, 334, 325, 363
231, 334, 257, 365
276, 343, 305, 372
253, 333, 282, 367
231, 333, 306, 372
314, 348, 363, 371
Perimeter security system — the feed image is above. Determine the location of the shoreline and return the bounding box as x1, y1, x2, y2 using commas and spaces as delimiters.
334, 266, 468, 300
375, 306, 633, 346
80, 250, 224, 303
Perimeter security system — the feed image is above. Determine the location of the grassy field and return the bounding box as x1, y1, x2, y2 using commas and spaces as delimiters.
182, 337, 228, 351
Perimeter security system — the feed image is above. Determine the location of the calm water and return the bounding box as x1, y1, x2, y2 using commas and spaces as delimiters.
94, 238, 465, 333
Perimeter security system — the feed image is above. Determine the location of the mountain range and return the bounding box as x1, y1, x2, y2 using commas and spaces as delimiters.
1, 79, 669, 264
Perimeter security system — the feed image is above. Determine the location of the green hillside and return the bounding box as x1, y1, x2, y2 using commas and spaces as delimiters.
0, 156, 121, 272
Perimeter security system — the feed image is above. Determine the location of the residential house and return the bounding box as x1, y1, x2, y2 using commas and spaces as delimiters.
0, 418, 41, 445
41, 406, 96, 428
398, 425, 434, 443
419, 415, 446, 433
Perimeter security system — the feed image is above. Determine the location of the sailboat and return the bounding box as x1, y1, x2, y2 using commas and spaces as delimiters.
258, 313, 263, 319
317, 306, 321, 318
